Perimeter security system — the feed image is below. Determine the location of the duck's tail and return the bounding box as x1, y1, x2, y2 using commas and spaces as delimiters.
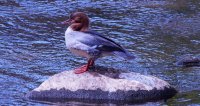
113, 51, 135, 60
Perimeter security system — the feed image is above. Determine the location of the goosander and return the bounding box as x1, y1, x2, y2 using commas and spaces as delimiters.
62, 12, 135, 74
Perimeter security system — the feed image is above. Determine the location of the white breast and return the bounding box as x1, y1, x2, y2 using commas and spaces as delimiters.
64, 27, 91, 58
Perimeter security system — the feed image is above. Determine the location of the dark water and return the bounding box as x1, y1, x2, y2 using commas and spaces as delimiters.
0, 0, 200, 105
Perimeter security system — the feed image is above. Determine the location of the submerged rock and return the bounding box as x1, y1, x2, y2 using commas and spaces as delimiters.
176, 54, 200, 67
26, 66, 177, 103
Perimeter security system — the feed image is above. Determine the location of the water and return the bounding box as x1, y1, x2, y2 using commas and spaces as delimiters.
0, 0, 200, 105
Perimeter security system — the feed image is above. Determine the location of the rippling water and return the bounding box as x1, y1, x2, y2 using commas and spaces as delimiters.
0, 0, 200, 105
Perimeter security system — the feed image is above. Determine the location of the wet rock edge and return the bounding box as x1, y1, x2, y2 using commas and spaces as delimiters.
26, 86, 177, 104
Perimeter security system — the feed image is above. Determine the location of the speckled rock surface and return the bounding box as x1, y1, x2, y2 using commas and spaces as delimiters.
26, 66, 177, 103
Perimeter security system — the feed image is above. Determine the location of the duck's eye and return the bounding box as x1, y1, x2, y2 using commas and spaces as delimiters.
74, 17, 81, 23
75, 20, 81, 23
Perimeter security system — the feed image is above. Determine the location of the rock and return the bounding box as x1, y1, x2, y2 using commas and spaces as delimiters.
176, 54, 200, 67
26, 66, 177, 104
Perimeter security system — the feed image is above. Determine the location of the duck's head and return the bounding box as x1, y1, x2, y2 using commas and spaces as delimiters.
62, 12, 89, 32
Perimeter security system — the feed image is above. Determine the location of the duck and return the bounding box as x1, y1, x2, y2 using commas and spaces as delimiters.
62, 12, 135, 74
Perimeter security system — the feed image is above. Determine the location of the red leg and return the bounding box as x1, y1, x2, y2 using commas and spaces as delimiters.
74, 59, 94, 74
89, 59, 94, 66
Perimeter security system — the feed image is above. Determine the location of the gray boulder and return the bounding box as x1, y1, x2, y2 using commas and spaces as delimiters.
26, 66, 177, 103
